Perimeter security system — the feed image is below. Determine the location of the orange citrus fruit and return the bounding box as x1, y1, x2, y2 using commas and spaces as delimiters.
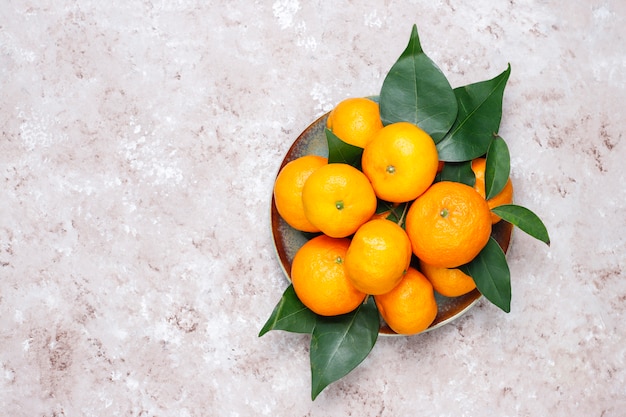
471, 158, 514, 224
374, 267, 437, 335
344, 219, 412, 295
361, 122, 439, 203
419, 259, 476, 297
302, 163, 377, 238
291, 235, 366, 316
273, 155, 327, 232
405, 181, 492, 268
326, 97, 383, 148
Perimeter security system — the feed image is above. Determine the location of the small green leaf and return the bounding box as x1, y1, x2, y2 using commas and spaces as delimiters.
491, 204, 550, 245
375, 199, 396, 215
485, 136, 511, 199
310, 297, 379, 400
326, 128, 363, 168
388, 203, 409, 227
438, 161, 475, 187
461, 237, 511, 313
375, 200, 409, 226
259, 284, 317, 337
437, 64, 511, 162
379, 24, 457, 142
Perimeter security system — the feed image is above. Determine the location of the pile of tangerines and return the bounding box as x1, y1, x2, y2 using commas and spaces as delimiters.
273, 97, 513, 335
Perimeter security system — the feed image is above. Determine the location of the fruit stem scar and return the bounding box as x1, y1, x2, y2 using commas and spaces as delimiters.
440, 208, 449, 218
335, 256, 343, 264
335, 200, 344, 210
386, 165, 396, 174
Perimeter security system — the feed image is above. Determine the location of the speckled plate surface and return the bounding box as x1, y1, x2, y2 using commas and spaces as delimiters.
270, 112, 513, 336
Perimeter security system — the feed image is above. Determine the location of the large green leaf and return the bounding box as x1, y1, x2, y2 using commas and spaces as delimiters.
309, 297, 379, 400
379, 24, 457, 142
438, 161, 475, 187
491, 204, 550, 246
461, 237, 511, 313
326, 128, 363, 168
258, 285, 317, 337
437, 64, 511, 162
485, 136, 510, 199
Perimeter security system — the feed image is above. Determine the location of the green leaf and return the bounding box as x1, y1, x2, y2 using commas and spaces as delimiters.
460, 237, 511, 313
310, 297, 379, 400
485, 136, 511, 199
258, 284, 317, 337
388, 203, 409, 227
375, 199, 396, 215
326, 128, 363, 168
438, 161, 475, 187
375, 200, 408, 226
437, 64, 511, 162
491, 204, 550, 246
379, 24, 457, 142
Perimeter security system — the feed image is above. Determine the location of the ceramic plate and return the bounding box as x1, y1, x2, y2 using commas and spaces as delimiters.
270, 112, 513, 335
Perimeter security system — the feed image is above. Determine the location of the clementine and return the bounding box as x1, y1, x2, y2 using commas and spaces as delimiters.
374, 267, 438, 335
344, 219, 412, 295
361, 122, 438, 203
419, 259, 476, 297
301, 163, 377, 238
273, 155, 327, 232
326, 97, 383, 148
405, 181, 492, 268
291, 235, 366, 316
471, 158, 514, 224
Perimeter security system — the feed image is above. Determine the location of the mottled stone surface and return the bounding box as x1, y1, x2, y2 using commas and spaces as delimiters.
1, 1, 625, 416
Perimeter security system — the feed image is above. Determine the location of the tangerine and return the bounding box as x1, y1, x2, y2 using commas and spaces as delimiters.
291, 235, 366, 316
344, 219, 412, 295
374, 267, 438, 335
471, 158, 514, 224
326, 97, 383, 148
405, 181, 492, 268
301, 163, 377, 238
419, 259, 476, 297
273, 155, 327, 232
361, 122, 438, 203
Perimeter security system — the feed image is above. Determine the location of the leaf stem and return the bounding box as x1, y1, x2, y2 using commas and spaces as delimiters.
396, 203, 409, 228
